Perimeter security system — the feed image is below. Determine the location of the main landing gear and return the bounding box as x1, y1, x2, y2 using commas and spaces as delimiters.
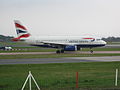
56, 49, 64, 54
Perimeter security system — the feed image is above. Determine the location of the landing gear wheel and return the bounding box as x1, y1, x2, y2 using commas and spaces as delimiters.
56, 50, 60, 54
90, 50, 93, 53
60, 49, 64, 53
90, 48, 93, 53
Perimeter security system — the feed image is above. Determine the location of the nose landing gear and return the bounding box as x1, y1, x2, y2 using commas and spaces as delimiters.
90, 48, 93, 53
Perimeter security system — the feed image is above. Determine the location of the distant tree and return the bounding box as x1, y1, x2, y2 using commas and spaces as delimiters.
0, 35, 14, 42
102, 37, 120, 42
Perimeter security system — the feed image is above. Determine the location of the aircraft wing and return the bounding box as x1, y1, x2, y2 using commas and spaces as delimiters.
40, 41, 76, 48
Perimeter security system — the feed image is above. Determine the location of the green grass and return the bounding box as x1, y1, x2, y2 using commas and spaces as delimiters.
0, 41, 27, 46
107, 42, 120, 44
0, 53, 120, 59
0, 62, 120, 90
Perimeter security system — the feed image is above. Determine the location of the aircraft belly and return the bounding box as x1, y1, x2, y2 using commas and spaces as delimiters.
77, 44, 105, 48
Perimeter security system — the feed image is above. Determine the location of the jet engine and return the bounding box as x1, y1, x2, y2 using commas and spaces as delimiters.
64, 45, 77, 51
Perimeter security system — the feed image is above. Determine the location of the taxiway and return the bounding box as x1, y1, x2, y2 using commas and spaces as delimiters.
0, 56, 120, 65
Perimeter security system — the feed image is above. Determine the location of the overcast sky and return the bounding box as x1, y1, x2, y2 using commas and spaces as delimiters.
1, 0, 120, 38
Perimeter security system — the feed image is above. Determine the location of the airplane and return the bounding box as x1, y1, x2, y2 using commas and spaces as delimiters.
12, 20, 107, 53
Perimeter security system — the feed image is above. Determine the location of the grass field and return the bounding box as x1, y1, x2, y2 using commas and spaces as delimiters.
107, 42, 120, 44
0, 53, 120, 59
0, 42, 120, 90
0, 62, 120, 90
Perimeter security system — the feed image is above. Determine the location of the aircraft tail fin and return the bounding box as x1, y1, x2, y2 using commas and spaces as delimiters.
13, 20, 30, 41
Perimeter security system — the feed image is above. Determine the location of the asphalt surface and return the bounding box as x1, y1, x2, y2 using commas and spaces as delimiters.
0, 56, 120, 65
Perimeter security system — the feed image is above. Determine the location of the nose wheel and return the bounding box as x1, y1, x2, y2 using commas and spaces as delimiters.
90, 48, 93, 53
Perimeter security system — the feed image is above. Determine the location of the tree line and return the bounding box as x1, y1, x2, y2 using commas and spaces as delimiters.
0, 35, 13, 42
102, 37, 120, 42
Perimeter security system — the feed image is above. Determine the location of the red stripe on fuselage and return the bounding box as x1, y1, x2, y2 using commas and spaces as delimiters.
15, 23, 27, 30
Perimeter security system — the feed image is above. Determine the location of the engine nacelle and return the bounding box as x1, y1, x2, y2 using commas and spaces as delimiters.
64, 45, 77, 51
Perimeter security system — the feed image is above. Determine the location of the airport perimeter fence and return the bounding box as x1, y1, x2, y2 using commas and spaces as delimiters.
1, 70, 120, 90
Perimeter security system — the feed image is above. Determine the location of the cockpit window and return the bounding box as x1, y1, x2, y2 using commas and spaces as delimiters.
96, 39, 101, 41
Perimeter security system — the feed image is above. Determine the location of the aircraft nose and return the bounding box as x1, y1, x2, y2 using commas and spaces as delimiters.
103, 40, 107, 45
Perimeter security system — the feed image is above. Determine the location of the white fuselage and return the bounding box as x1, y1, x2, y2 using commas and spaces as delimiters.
23, 36, 106, 48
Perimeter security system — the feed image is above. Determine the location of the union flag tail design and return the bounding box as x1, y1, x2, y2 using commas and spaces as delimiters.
13, 20, 30, 41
